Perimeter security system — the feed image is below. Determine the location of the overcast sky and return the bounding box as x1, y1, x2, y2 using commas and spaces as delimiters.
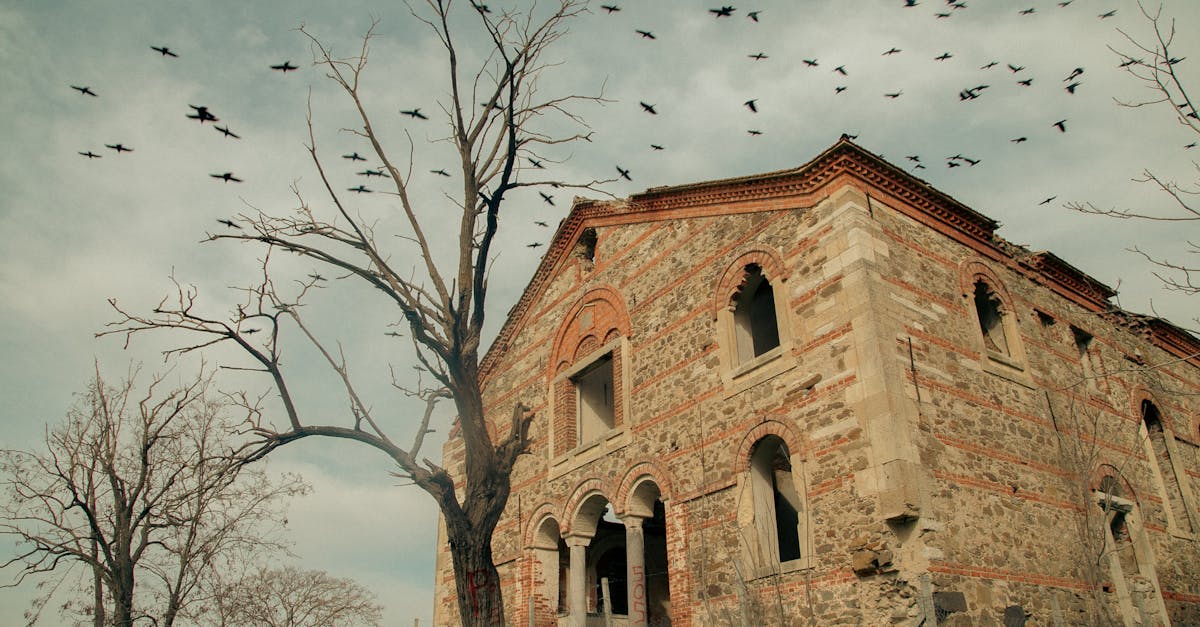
1, 1, 1198, 624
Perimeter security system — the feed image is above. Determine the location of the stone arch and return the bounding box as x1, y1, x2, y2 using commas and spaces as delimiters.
549, 285, 632, 379
615, 460, 675, 517
958, 259, 1014, 306
711, 248, 790, 320
562, 478, 613, 537
524, 502, 564, 548
733, 419, 805, 474
1130, 387, 1180, 433
1092, 463, 1138, 504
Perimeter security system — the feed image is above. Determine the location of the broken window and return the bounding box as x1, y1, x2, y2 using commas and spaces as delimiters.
750, 436, 803, 564
733, 265, 781, 363
973, 280, 1010, 356
1072, 326, 1098, 389
574, 353, 614, 444
1141, 400, 1195, 533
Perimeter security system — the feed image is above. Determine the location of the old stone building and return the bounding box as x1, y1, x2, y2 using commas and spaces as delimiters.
432, 138, 1200, 625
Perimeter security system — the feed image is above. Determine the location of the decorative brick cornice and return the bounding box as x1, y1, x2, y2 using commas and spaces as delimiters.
1024, 251, 1117, 312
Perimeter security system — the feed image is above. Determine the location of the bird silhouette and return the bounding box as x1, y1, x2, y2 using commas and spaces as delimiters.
601, 4, 620, 12
150, 46, 178, 57
539, 192, 555, 206
70, 85, 98, 97
471, 2, 490, 12
709, 6, 735, 18
534, 221, 549, 227
1019, 8, 1035, 15
400, 108, 429, 120
1007, 64, 1025, 73
882, 47, 901, 56
650, 144, 665, 150
105, 143, 132, 153
906, 155, 921, 162
210, 172, 243, 183
834, 65, 848, 75
616, 166, 632, 180
215, 125, 240, 139
528, 158, 545, 169
78, 150, 101, 159
744, 99, 758, 112
803, 59, 819, 67
1064, 68, 1084, 81
359, 169, 389, 178
935, 52, 952, 61
639, 101, 658, 114
1053, 119, 1067, 132
747, 129, 763, 135
904, 0, 918, 7
935, 12, 950, 18
747, 10, 760, 21
348, 185, 372, 193
1017, 78, 1033, 86
1098, 10, 1116, 19
749, 52, 768, 60
835, 86, 847, 94
1065, 81, 1081, 94
431, 169, 451, 177
980, 61, 998, 69
1039, 196, 1057, 205
1011, 137, 1028, 143
884, 90, 903, 99
527, 242, 543, 248
270, 61, 298, 72
187, 104, 218, 123
636, 30, 656, 39
343, 152, 366, 162
217, 219, 241, 229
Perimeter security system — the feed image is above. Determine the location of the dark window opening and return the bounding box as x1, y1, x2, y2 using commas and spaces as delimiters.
734, 265, 781, 363
575, 227, 597, 263
750, 436, 802, 563
973, 280, 1010, 356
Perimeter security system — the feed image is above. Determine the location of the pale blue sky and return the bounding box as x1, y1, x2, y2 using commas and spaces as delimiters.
1, 1, 1198, 624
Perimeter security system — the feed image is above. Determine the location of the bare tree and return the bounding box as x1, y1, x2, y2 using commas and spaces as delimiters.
212, 565, 382, 627
1067, 1, 1200, 306
101, 1, 604, 623
0, 366, 305, 627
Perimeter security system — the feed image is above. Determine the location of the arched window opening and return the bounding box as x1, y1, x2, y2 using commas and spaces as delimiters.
973, 280, 1009, 356
573, 353, 614, 444
750, 435, 803, 563
734, 265, 781, 363
1141, 400, 1194, 533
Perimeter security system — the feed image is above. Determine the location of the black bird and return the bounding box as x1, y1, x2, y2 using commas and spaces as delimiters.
935, 52, 952, 61
1019, 8, 1035, 15
1119, 57, 1142, 68
1053, 119, 1067, 132
217, 219, 241, 229
400, 108, 429, 120
803, 59, 819, 67
709, 6, 735, 17
359, 168, 389, 178
835, 86, 847, 94
749, 52, 768, 60
242, 328, 261, 335
747, 129, 763, 135
70, 85, 97, 97
616, 165, 632, 180
210, 172, 243, 183
1064, 67, 1084, 81
1164, 57, 1185, 66
534, 221, 549, 227
639, 101, 658, 114
651, 144, 665, 150
78, 150, 101, 159
1039, 196, 1056, 205
539, 192, 555, 206
348, 185, 372, 193
309, 273, 327, 282
343, 152, 366, 161
270, 61, 298, 72
906, 155, 921, 162
935, 12, 950, 18
105, 143, 132, 153
1065, 81, 1081, 94
1184, 142, 1197, 149
636, 29, 656, 39
1007, 63, 1024, 73
904, 0, 918, 6
883, 47, 901, 56
1011, 137, 1028, 143
471, 2, 490, 12
527, 242, 543, 248
744, 99, 758, 113
947, 160, 961, 168
187, 104, 218, 123
884, 90, 903, 99
215, 125, 240, 139
963, 157, 980, 166
833, 65, 847, 75
914, 163, 926, 170
601, 4, 620, 12
1017, 78, 1033, 86
747, 10, 760, 21
431, 169, 451, 177
981, 61, 998, 69
1099, 10, 1116, 19
150, 46, 178, 57
528, 158, 545, 168
1058, 0, 1073, 5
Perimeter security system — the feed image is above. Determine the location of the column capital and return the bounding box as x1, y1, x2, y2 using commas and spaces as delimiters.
563, 533, 593, 547
623, 514, 647, 530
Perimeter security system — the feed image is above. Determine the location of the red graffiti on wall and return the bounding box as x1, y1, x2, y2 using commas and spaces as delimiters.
630, 564, 647, 622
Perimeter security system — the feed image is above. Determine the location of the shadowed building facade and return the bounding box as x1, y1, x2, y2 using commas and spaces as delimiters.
432, 138, 1200, 626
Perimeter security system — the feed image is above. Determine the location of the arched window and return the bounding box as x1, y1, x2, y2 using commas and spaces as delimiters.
973, 279, 1010, 357
749, 436, 803, 564
960, 263, 1026, 372
1141, 400, 1196, 533
733, 265, 781, 363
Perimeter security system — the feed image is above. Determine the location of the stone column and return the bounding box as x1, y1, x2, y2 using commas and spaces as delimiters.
624, 515, 648, 627
566, 535, 590, 627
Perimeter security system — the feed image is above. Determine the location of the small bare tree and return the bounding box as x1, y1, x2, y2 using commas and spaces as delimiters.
212, 565, 383, 627
0, 366, 305, 627
102, 1, 604, 623
1067, 1, 1200, 309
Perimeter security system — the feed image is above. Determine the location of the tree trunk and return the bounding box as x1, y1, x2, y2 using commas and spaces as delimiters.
445, 517, 505, 626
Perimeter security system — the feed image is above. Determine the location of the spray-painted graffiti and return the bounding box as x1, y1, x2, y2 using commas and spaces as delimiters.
630, 564, 647, 623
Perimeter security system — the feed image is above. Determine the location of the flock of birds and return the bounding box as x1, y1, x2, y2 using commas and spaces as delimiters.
66, 1, 1195, 250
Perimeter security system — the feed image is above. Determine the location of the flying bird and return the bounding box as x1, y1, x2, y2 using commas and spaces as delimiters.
835, 85, 847, 94
1064, 67, 1084, 81
1007, 63, 1024, 73
803, 59, 819, 67
935, 52, 952, 61
980, 61, 998, 69
105, 143, 132, 153
709, 6, 735, 18
744, 99, 758, 113
636, 30, 656, 39
527, 242, 543, 248
1017, 78, 1033, 86
904, 0, 918, 7
906, 155, 921, 162
1186, 142, 1197, 149
270, 61, 298, 72
1019, 8, 1035, 15
471, 2, 490, 12
749, 52, 768, 60
430, 169, 450, 177
400, 108, 429, 120
935, 12, 950, 18
1039, 196, 1057, 205
534, 221, 549, 227
639, 101, 658, 114
215, 125, 240, 139
348, 185, 372, 193
187, 104, 218, 123
217, 219, 241, 229
882, 47, 901, 56
1053, 119, 1067, 132
601, 4, 620, 12
833, 65, 847, 75
616, 165, 632, 180
78, 150, 101, 159
70, 85, 97, 97
884, 90, 903, 99
210, 172, 243, 183
747, 129, 763, 135
1011, 137, 1027, 143
528, 158, 545, 169
1098, 10, 1116, 19
747, 10, 760, 21
359, 168, 389, 178
343, 152, 366, 161
650, 144, 665, 150
1065, 81, 1081, 94
150, 46, 178, 57
539, 192, 555, 206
